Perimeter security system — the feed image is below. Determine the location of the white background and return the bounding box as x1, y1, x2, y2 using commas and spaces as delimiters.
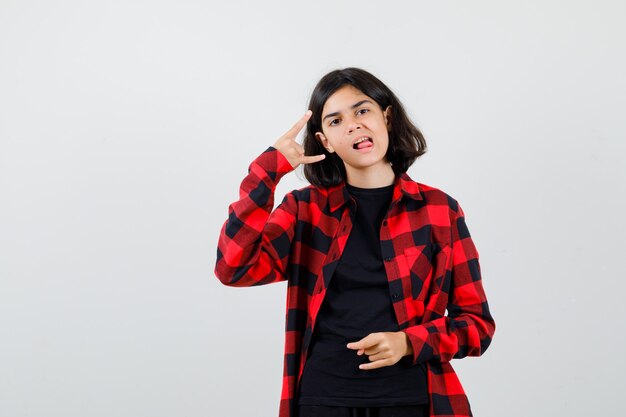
1, 1, 625, 416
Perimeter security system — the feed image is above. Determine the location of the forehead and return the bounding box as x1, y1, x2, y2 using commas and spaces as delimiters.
322, 85, 374, 114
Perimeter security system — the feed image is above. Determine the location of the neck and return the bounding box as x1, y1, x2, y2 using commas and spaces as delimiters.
345, 163, 395, 188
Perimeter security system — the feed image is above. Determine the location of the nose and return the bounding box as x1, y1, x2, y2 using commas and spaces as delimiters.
346, 119, 361, 134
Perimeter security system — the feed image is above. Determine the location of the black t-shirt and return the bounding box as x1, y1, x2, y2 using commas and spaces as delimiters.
297, 183, 428, 407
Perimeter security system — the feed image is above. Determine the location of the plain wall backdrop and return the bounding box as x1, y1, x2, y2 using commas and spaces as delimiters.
1, 1, 624, 416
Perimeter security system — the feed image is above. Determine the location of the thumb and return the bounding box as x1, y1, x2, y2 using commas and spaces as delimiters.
300, 154, 326, 165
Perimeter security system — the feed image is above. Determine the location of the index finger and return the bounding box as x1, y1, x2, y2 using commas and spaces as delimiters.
285, 110, 312, 140
347, 333, 380, 350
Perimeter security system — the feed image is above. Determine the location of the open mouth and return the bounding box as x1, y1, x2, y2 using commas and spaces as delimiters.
352, 136, 373, 150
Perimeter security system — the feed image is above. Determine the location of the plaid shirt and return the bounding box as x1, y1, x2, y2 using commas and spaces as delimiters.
215, 147, 495, 417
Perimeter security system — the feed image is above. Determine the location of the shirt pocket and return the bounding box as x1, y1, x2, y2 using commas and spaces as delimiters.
403, 242, 451, 301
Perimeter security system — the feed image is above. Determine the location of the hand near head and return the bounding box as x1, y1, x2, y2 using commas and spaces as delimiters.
273, 110, 326, 169
346, 331, 414, 370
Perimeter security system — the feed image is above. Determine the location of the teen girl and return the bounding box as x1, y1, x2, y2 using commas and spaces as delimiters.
215, 67, 495, 417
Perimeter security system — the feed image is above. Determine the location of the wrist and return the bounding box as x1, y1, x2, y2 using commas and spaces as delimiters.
401, 331, 414, 357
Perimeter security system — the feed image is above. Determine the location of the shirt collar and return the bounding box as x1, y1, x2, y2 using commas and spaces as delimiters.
327, 172, 423, 213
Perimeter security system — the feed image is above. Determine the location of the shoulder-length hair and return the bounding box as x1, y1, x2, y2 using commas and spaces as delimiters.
303, 67, 427, 187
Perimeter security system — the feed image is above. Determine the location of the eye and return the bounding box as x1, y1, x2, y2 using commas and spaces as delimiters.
357, 108, 369, 115
329, 118, 340, 126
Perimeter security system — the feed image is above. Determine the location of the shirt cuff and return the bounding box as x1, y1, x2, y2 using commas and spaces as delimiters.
247, 146, 295, 186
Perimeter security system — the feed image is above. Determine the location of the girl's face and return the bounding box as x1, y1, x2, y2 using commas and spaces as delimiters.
316, 85, 392, 178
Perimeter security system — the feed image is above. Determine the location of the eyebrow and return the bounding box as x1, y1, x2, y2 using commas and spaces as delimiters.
322, 99, 373, 122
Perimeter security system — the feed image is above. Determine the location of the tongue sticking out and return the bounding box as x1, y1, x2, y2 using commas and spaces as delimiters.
355, 139, 373, 149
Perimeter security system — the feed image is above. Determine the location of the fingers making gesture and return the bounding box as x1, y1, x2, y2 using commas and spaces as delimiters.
346, 331, 414, 371
272, 110, 325, 169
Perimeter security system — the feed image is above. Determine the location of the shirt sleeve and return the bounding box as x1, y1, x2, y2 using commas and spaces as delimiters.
403, 203, 496, 364
214, 146, 298, 287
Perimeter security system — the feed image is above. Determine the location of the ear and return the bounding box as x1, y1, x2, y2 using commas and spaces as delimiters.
384, 106, 392, 130
316, 132, 335, 153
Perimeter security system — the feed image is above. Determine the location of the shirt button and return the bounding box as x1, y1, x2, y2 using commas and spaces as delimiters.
392, 293, 400, 300
384, 257, 392, 262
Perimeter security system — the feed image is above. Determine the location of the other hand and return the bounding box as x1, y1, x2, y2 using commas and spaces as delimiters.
346, 331, 414, 370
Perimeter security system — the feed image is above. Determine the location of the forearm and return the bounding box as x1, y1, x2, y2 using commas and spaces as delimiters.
403, 300, 495, 364
215, 147, 296, 286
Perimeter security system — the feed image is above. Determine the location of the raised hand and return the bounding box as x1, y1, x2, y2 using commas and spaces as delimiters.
272, 110, 326, 169
346, 331, 414, 370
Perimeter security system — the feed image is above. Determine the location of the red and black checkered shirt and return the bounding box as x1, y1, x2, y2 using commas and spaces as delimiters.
215, 147, 495, 417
